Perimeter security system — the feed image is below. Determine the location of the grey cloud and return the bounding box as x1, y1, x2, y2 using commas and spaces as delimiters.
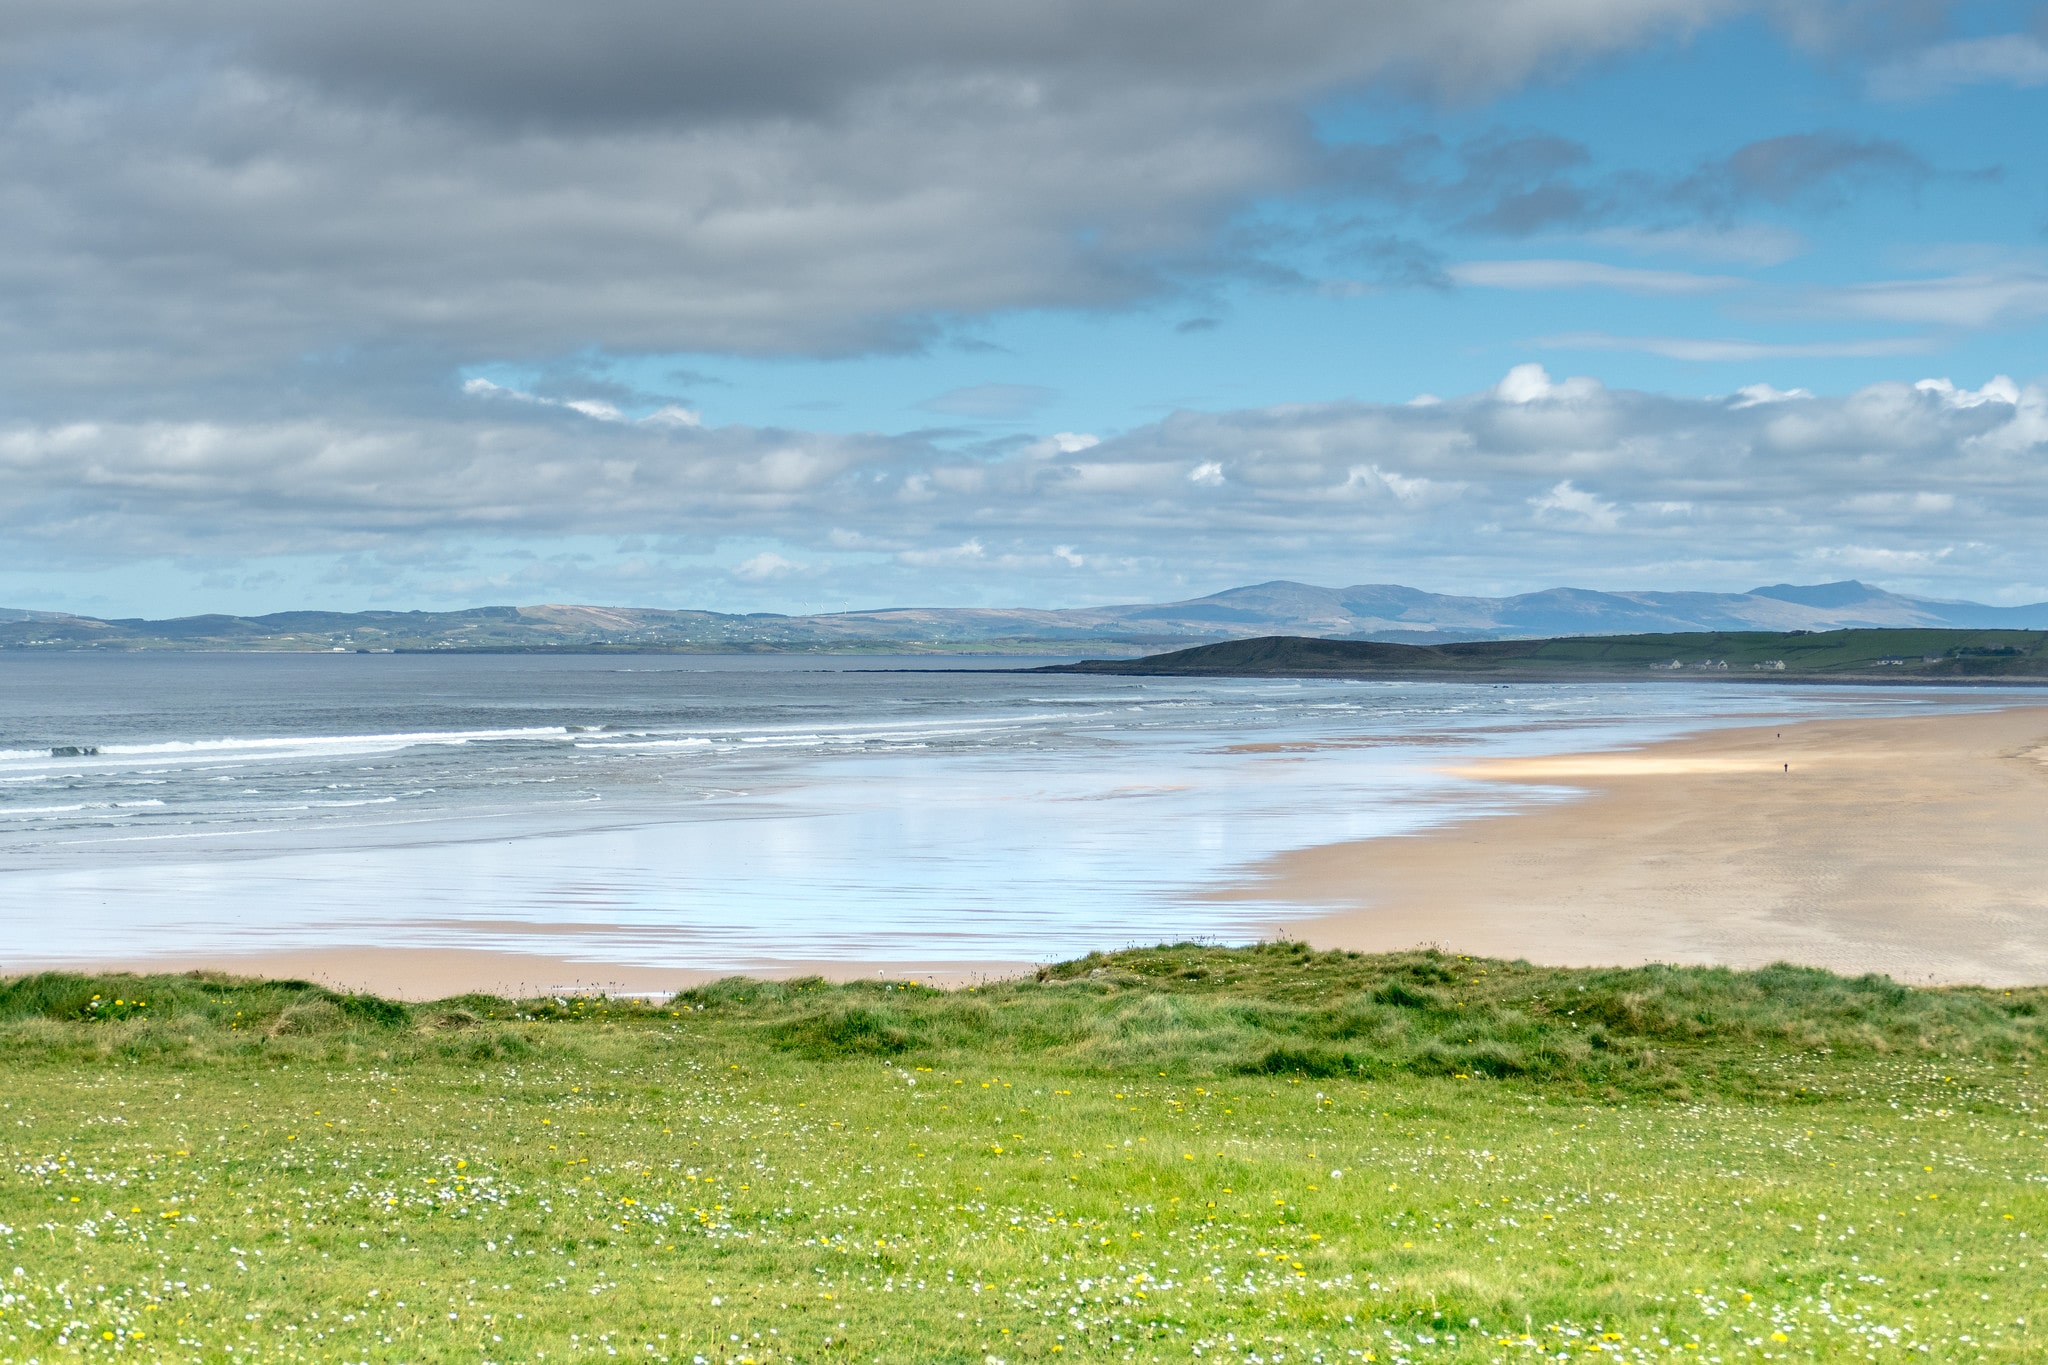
1341, 235, 1452, 289
0, 0, 1893, 416
1764, 0, 1959, 60
1669, 132, 1933, 215
918, 384, 1058, 418
1447, 132, 1601, 233
0, 411, 919, 561
4, 368, 2042, 602
0, 69, 1305, 401
1318, 129, 1934, 246
1867, 33, 2048, 100
1325, 131, 1598, 235
0, 0, 2011, 617
1, 0, 1741, 125
498, 360, 706, 412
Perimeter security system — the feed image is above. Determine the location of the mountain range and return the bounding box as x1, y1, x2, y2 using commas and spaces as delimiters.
3, 580, 2045, 653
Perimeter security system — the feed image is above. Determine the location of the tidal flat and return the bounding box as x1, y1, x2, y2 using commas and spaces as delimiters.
1, 944, 2043, 1363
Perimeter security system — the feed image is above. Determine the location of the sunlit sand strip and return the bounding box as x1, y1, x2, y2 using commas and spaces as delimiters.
1443, 755, 1793, 779
1225, 704, 2048, 987
40, 945, 1034, 1002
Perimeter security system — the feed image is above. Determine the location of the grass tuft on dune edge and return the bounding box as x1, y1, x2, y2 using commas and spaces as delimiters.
0, 944, 2042, 1362
7, 944, 2040, 1101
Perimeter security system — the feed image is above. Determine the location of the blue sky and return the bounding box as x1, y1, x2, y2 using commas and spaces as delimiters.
1, 0, 2045, 616
489, 12, 2045, 437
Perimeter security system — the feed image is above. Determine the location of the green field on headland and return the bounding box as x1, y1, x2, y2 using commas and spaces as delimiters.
3, 944, 2044, 1362
1045, 629, 2048, 681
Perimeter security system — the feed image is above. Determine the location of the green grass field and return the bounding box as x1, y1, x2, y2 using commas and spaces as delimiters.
3, 944, 2044, 1363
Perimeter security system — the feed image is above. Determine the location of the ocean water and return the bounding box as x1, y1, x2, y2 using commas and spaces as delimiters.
0, 652, 2008, 972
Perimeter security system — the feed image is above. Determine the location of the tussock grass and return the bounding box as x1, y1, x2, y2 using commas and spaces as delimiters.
0, 969, 543, 1065
0, 969, 410, 1032
4, 944, 2041, 1095
681, 944, 2048, 1100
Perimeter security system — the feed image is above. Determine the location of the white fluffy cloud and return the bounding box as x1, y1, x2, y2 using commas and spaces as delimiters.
3, 366, 2041, 601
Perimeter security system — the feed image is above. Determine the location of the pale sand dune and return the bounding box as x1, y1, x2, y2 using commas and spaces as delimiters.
1224, 705, 2048, 986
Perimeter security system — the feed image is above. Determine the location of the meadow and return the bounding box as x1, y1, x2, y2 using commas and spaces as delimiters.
1, 944, 2043, 1364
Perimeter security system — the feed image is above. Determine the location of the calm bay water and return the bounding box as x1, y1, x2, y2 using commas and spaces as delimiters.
0, 652, 2004, 971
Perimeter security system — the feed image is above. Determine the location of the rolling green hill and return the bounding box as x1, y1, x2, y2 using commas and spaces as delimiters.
1045, 627, 2048, 680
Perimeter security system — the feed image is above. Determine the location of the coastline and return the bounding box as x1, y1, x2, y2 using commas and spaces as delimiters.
1226, 704, 2048, 986
14, 699, 2047, 999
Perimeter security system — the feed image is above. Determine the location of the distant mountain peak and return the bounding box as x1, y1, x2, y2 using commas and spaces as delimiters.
1746, 580, 1885, 608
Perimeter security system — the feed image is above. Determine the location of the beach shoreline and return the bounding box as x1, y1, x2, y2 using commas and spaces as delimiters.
1225, 703, 2048, 987
15, 702, 2048, 998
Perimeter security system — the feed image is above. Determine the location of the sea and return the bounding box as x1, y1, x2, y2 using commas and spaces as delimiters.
0, 652, 2018, 975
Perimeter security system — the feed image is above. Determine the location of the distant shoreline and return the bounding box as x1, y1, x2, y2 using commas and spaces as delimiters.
0, 643, 1120, 658
8, 578, 2048, 655
8, 622, 2048, 686
1034, 629, 2048, 682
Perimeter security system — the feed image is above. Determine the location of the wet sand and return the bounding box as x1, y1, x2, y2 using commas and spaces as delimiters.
1228, 705, 2048, 986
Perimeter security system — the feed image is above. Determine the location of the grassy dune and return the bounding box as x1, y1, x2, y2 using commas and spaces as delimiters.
2, 944, 2044, 1363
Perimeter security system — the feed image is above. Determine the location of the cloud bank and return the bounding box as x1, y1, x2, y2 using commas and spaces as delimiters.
0, 0, 1756, 412
4, 367, 2041, 602
0, 0, 2035, 611
0, 0, 1974, 417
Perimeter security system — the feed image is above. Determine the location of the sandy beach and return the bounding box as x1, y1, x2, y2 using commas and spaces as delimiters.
28, 702, 2048, 998
1228, 703, 2048, 986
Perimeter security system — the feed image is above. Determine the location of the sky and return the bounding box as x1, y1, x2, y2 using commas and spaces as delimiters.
1, 1, 2046, 618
